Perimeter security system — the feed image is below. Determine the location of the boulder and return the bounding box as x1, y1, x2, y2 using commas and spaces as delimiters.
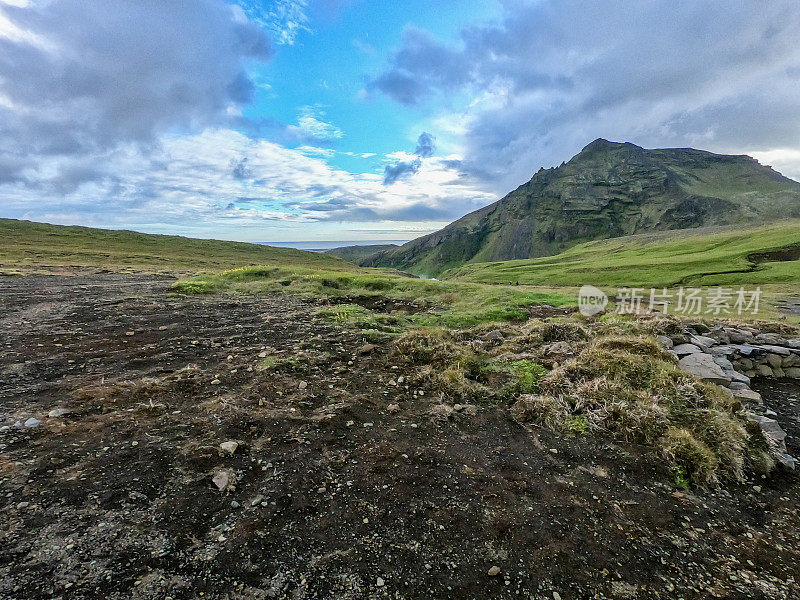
748, 414, 787, 447
712, 356, 734, 371
732, 388, 762, 403
678, 353, 732, 385
755, 364, 774, 377
760, 345, 792, 357
690, 335, 718, 350
776, 453, 797, 470
766, 353, 784, 369
725, 328, 754, 344
656, 335, 673, 350
755, 333, 786, 345
782, 354, 800, 368
785, 367, 800, 379
673, 343, 703, 356
727, 370, 751, 385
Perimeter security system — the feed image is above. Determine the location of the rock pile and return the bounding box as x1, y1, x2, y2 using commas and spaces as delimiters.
658, 325, 799, 469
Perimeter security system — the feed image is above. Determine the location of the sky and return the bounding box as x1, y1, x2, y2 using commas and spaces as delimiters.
1, 0, 800, 243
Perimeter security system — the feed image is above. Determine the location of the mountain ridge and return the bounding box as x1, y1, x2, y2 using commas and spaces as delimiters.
362, 139, 800, 275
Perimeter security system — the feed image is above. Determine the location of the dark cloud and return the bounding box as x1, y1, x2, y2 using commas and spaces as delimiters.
230, 158, 253, 180
414, 132, 436, 158
371, 26, 469, 105
382, 158, 421, 185
372, 0, 800, 193
382, 132, 437, 184
0, 0, 271, 166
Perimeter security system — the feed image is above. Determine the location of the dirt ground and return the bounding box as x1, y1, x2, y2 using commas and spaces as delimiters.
1, 271, 800, 600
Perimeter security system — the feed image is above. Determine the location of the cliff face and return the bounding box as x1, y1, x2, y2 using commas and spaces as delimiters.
363, 139, 800, 275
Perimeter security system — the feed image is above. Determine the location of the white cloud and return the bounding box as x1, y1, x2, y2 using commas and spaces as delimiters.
2, 127, 494, 238
286, 105, 343, 143
749, 149, 800, 183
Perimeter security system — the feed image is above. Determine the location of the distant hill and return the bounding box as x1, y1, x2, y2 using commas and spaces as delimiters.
0, 218, 351, 272
363, 139, 800, 275
325, 244, 399, 264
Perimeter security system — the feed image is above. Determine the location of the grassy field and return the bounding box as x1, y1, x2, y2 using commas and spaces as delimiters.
174, 266, 573, 329
0, 218, 350, 273
444, 220, 800, 288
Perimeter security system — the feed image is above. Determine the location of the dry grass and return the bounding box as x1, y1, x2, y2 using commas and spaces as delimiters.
511, 334, 751, 486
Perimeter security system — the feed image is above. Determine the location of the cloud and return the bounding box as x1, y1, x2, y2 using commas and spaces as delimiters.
383, 132, 437, 184
414, 132, 436, 158
1, 127, 494, 233
371, 0, 800, 193
286, 105, 343, 144
0, 0, 270, 171
383, 158, 421, 185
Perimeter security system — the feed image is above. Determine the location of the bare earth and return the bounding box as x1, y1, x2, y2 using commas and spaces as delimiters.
1, 271, 799, 599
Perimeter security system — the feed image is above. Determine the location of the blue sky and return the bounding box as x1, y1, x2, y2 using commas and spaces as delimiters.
2, 0, 800, 243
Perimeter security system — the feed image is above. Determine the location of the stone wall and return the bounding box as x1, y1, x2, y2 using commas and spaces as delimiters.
657, 325, 799, 470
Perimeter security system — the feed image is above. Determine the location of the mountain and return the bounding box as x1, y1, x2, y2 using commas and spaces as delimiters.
325, 243, 399, 263
362, 139, 800, 275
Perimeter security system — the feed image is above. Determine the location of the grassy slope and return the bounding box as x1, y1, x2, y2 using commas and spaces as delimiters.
325, 244, 399, 263
445, 220, 800, 288
0, 218, 349, 272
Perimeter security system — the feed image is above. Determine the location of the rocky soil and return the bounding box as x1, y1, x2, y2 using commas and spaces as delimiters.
1, 271, 800, 599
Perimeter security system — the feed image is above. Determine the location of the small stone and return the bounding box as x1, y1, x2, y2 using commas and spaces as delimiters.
231, 500, 240, 508
211, 379, 221, 385
16, 501, 29, 509
488, 566, 501, 576
553, 593, 562, 600
23, 417, 41, 428
258, 351, 268, 358
358, 343, 376, 355
298, 381, 308, 390
753, 485, 761, 493
212, 468, 236, 492
48, 408, 71, 418
219, 441, 239, 455
376, 577, 385, 587
251, 495, 265, 506
386, 403, 400, 413
125, 331, 135, 336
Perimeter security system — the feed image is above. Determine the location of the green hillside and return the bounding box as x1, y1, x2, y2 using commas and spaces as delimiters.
0, 219, 351, 273
363, 139, 800, 276
325, 243, 398, 263
446, 221, 800, 288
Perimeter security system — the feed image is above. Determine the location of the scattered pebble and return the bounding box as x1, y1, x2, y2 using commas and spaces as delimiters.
488, 566, 501, 576
24, 417, 41, 428
219, 441, 239, 455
